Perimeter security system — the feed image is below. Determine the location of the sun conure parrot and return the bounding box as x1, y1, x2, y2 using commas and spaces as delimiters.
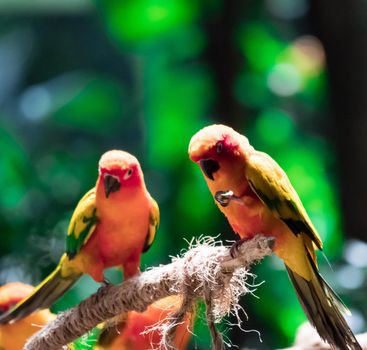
0, 282, 55, 350
188, 124, 361, 350
95, 295, 193, 350
0, 150, 159, 324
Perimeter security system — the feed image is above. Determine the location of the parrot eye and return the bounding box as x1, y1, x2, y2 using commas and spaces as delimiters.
216, 141, 224, 154
123, 168, 133, 180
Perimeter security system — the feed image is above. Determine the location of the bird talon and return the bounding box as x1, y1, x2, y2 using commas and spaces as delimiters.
230, 238, 250, 258
102, 278, 111, 286
229, 245, 237, 258
215, 190, 234, 207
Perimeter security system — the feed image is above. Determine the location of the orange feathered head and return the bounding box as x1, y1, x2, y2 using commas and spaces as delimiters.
98, 150, 144, 198
188, 124, 252, 180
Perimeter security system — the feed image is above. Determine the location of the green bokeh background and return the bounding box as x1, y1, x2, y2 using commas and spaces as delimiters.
0, 0, 366, 349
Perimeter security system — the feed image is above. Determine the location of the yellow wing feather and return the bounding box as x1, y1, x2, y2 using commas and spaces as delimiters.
143, 196, 160, 253
66, 188, 98, 258
245, 151, 323, 250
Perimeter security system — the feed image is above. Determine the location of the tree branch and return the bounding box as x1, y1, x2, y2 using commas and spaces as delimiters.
24, 235, 275, 350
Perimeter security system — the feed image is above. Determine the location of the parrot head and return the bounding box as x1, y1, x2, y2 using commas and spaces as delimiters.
98, 150, 144, 198
188, 124, 252, 181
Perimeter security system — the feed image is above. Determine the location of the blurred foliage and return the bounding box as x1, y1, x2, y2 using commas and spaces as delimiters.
0, 0, 365, 349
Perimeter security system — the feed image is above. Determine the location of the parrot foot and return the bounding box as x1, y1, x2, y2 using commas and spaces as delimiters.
215, 190, 243, 207
229, 238, 250, 258
102, 277, 111, 286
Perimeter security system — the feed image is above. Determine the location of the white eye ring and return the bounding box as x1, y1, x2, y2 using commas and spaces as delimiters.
123, 168, 133, 180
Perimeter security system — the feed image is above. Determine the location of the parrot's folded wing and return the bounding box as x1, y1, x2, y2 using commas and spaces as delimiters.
143, 196, 160, 253
245, 151, 323, 250
66, 188, 98, 259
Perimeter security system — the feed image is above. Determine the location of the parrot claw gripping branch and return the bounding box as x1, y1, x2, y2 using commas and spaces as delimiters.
215, 190, 244, 207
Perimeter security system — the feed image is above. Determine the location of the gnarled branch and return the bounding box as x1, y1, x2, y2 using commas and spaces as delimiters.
24, 235, 275, 350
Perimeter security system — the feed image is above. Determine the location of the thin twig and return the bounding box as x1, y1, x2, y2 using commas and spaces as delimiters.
205, 288, 224, 350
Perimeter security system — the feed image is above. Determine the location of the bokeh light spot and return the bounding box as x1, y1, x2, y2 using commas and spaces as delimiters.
265, 0, 308, 20
19, 85, 52, 121
344, 239, 367, 268
104, 0, 197, 43
239, 23, 285, 73
254, 108, 295, 146
288, 36, 325, 77
348, 308, 366, 334
147, 5, 168, 22
267, 63, 302, 96
336, 265, 364, 290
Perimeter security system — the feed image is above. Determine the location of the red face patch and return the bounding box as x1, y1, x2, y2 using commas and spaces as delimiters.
100, 164, 142, 189
195, 135, 239, 162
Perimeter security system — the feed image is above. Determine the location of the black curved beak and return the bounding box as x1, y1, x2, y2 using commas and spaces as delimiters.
104, 174, 121, 198
199, 159, 220, 181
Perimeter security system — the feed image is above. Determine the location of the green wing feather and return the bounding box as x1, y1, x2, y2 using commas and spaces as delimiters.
245, 151, 323, 250
66, 188, 98, 258
143, 196, 160, 253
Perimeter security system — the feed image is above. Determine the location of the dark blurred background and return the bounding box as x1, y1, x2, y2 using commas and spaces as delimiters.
0, 0, 366, 348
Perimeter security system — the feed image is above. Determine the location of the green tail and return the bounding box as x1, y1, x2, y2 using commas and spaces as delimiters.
0, 265, 81, 324
286, 251, 362, 350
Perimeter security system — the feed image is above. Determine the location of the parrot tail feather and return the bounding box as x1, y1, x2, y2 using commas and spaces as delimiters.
286, 254, 362, 350
0, 265, 81, 324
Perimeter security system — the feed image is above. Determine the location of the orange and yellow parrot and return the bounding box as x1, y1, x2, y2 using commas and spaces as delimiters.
0, 282, 55, 350
0, 150, 159, 324
96, 295, 193, 350
188, 124, 361, 350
